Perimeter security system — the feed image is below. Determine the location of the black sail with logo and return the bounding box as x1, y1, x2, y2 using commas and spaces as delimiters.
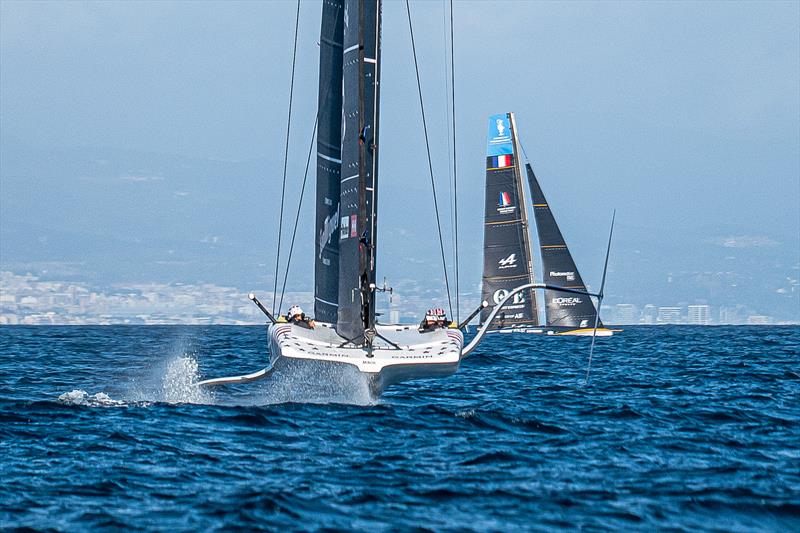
479, 113, 537, 329
337, 0, 382, 341
526, 163, 601, 329
314, 0, 345, 324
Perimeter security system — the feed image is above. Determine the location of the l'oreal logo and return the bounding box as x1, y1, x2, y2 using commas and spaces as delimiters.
552, 297, 582, 305
318, 203, 339, 258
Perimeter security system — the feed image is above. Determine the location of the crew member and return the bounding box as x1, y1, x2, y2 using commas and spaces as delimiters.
287, 305, 315, 329
419, 307, 447, 332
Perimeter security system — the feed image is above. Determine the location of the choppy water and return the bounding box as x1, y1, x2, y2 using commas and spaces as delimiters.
1, 325, 798, 531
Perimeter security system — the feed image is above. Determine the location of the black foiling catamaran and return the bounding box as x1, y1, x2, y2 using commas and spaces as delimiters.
480, 112, 615, 336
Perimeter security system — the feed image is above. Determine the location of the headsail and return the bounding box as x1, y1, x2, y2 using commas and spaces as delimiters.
526, 163, 602, 329
337, 0, 382, 341
314, 0, 345, 324
479, 112, 538, 329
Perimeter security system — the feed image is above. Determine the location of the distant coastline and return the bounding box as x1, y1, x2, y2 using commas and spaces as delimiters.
2, 271, 796, 326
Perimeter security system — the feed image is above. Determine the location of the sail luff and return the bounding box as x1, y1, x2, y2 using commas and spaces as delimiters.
526, 163, 602, 329
314, 0, 345, 323
508, 113, 539, 321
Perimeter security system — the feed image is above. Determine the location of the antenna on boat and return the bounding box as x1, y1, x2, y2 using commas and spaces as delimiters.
248, 293, 277, 324
585, 210, 616, 385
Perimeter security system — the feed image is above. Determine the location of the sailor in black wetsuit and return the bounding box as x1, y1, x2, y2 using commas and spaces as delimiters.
287, 305, 316, 329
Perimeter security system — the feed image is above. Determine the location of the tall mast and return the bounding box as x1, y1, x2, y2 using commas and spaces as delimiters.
508, 112, 539, 320
336, 0, 382, 342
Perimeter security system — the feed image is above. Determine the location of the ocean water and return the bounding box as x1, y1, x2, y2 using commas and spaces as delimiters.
0, 325, 798, 531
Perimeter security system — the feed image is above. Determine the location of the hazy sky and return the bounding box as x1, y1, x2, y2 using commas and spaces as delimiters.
1, 0, 798, 312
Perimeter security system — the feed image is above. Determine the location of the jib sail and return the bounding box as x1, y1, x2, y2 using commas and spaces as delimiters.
526, 163, 601, 329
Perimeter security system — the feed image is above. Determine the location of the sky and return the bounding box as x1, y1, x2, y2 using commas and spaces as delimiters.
1, 0, 798, 318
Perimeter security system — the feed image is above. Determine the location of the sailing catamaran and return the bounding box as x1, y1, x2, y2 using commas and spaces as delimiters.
480, 112, 615, 336
197, 4, 613, 396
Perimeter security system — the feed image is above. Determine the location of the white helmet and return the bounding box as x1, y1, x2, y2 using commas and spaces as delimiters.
288, 305, 303, 317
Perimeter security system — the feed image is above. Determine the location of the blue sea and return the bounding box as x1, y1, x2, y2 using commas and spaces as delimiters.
1, 325, 798, 531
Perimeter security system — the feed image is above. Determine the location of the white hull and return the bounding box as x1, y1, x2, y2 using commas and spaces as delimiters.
268, 322, 463, 396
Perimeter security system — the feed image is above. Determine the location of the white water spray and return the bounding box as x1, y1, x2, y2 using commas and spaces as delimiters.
161, 355, 214, 404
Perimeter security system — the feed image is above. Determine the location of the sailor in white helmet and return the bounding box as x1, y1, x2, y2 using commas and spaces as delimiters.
419, 307, 448, 332
287, 305, 315, 329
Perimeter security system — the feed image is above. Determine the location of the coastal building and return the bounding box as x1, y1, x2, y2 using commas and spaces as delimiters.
687, 304, 711, 325
641, 304, 657, 325
614, 304, 638, 324
657, 306, 682, 324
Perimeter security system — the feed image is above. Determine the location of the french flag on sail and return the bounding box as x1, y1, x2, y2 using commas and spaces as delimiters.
491, 154, 513, 168
499, 191, 512, 207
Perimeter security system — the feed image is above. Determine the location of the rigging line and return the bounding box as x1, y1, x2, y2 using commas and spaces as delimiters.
440, 1, 455, 287
278, 114, 319, 315
272, 0, 302, 315
519, 138, 531, 163
405, 0, 454, 319
449, 0, 460, 323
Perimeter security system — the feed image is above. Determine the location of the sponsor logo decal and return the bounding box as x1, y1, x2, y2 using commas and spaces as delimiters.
487, 114, 513, 156
318, 203, 340, 258
340, 215, 349, 239
497, 191, 516, 215
496, 118, 506, 137
498, 253, 517, 269
492, 289, 526, 309
350, 214, 358, 238
580, 319, 589, 328
550, 270, 575, 281
551, 297, 582, 306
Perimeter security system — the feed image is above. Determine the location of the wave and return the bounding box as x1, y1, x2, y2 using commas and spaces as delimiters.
58, 390, 126, 407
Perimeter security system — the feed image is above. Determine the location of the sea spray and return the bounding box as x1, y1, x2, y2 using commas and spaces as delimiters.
161, 355, 214, 404
254, 359, 375, 406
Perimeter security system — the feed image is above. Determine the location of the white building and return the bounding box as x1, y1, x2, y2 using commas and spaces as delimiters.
614, 304, 638, 324
641, 304, 657, 325
657, 307, 682, 324
687, 304, 711, 325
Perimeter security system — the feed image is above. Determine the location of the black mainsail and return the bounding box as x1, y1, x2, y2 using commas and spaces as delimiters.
526, 163, 602, 330
479, 112, 538, 330
336, 0, 382, 341
314, 0, 345, 324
